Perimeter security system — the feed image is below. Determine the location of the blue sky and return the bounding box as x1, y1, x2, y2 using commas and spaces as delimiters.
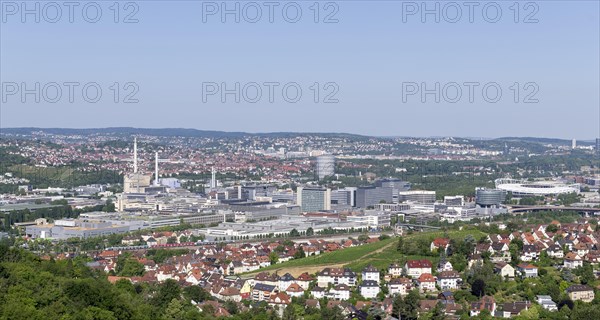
1, 0, 599, 139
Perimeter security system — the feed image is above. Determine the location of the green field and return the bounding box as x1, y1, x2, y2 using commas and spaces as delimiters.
244, 228, 486, 276
346, 229, 486, 271
243, 237, 396, 276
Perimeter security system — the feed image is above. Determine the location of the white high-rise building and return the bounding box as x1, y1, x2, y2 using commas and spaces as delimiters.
210, 167, 217, 189
296, 187, 331, 212
572, 139, 577, 149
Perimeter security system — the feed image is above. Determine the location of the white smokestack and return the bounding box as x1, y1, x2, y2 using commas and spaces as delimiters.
211, 167, 216, 189
133, 137, 138, 173
155, 152, 159, 186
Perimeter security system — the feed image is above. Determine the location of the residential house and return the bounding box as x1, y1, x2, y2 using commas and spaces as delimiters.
547, 244, 564, 259
437, 259, 454, 272
305, 299, 320, 309
388, 277, 412, 296
520, 245, 540, 261
388, 263, 403, 277
536, 295, 557, 311
278, 273, 296, 291
254, 272, 279, 287
216, 287, 242, 302
285, 283, 305, 298
240, 280, 253, 300
574, 243, 590, 257
431, 238, 450, 253
566, 285, 595, 303
436, 271, 461, 290
362, 265, 380, 284
228, 261, 244, 275
329, 284, 351, 300
492, 242, 510, 253
500, 301, 532, 318
269, 292, 291, 306
516, 263, 538, 278
310, 286, 327, 299
295, 272, 314, 290
359, 280, 380, 299
468, 254, 484, 269
494, 262, 515, 279
404, 259, 433, 278
470, 296, 496, 316
564, 252, 583, 269
417, 273, 436, 293
252, 283, 277, 302
317, 267, 357, 287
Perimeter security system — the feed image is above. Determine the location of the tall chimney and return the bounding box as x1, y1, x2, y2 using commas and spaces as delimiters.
133, 137, 138, 173
155, 152, 159, 186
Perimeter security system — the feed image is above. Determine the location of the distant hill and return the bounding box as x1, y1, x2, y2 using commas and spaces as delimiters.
1, 128, 594, 142
0, 127, 366, 139
494, 137, 594, 146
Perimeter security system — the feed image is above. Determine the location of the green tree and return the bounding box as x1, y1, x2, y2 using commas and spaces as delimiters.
396, 237, 404, 252
164, 298, 185, 320
294, 247, 306, 259
153, 279, 181, 309
393, 289, 420, 320
430, 301, 446, 320
471, 279, 486, 297
269, 251, 279, 265
119, 258, 144, 277
574, 263, 595, 285
183, 285, 210, 303
545, 224, 559, 233
102, 199, 116, 212
282, 303, 298, 320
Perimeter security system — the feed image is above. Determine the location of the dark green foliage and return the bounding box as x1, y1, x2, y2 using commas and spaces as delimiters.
182, 285, 211, 303
392, 289, 420, 320
146, 249, 189, 264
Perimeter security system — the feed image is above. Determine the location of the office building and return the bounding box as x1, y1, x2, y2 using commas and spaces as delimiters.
331, 187, 356, 207
375, 178, 411, 203
346, 211, 391, 228
398, 190, 436, 204
25, 218, 135, 240
475, 188, 507, 206
158, 178, 181, 189
356, 186, 393, 208
444, 196, 464, 206
296, 187, 331, 212
241, 185, 277, 200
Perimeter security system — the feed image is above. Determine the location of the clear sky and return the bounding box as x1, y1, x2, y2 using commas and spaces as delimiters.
1, 0, 599, 139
